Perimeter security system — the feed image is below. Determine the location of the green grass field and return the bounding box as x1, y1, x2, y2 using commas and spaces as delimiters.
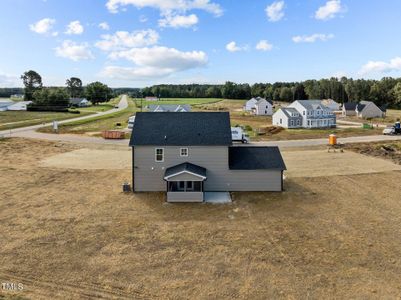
134, 97, 223, 108
0, 110, 94, 131
38, 97, 137, 135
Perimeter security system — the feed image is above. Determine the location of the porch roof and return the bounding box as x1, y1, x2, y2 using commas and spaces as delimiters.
164, 162, 207, 181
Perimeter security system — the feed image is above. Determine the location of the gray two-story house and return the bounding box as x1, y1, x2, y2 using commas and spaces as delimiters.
129, 112, 287, 203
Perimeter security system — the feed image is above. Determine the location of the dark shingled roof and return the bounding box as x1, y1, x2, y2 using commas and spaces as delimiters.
130, 112, 232, 146
343, 102, 358, 110
164, 162, 207, 179
356, 103, 366, 111
229, 146, 287, 170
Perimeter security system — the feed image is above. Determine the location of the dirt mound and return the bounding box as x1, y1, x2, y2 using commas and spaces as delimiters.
345, 142, 401, 165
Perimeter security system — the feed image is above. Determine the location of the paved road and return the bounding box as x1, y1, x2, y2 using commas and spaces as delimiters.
0, 95, 129, 136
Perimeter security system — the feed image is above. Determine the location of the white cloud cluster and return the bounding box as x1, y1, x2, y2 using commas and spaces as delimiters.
65, 20, 84, 35
226, 41, 248, 52
106, 0, 223, 16
265, 1, 285, 22
55, 40, 94, 61
99, 22, 110, 30
102, 46, 208, 80
96, 29, 159, 51
359, 57, 401, 75
0, 72, 20, 87
315, 0, 344, 20
292, 33, 334, 43
256, 40, 273, 51
29, 18, 57, 36
159, 13, 199, 28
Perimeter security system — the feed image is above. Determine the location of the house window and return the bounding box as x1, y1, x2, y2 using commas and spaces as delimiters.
303, 111, 305, 115
180, 148, 188, 157
297, 120, 301, 126
155, 148, 164, 162
280, 118, 282, 124
290, 120, 294, 126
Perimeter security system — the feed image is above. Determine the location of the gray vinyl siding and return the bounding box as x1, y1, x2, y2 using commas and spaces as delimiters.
133, 146, 282, 192
167, 192, 203, 202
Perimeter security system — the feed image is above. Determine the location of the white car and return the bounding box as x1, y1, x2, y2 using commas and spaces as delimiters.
383, 126, 395, 135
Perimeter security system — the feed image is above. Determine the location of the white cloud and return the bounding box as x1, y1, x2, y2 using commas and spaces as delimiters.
106, 0, 223, 16
102, 46, 208, 80
29, 18, 56, 35
265, 1, 285, 22
292, 33, 334, 43
159, 13, 198, 28
139, 15, 148, 23
315, 0, 344, 20
226, 41, 248, 52
65, 20, 84, 35
99, 22, 110, 30
0, 72, 21, 87
359, 57, 401, 75
55, 40, 94, 61
256, 40, 273, 51
95, 29, 159, 51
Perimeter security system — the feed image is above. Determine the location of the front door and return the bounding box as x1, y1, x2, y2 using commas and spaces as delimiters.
186, 181, 194, 191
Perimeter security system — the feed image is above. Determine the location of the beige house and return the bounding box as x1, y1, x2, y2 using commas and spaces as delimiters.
356, 101, 386, 119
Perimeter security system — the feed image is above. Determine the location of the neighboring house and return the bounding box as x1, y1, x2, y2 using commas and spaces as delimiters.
252, 98, 273, 116
10, 94, 24, 99
355, 101, 386, 119
243, 97, 258, 111
129, 112, 287, 203
6, 101, 32, 111
272, 107, 303, 128
321, 99, 341, 111
147, 104, 191, 112
342, 102, 358, 116
272, 100, 336, 128
69, 98, 90, 107
244, 97, 273, 115
0, 101, 13, 111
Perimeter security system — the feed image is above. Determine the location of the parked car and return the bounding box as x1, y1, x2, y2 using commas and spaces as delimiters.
383, 122, 401, 135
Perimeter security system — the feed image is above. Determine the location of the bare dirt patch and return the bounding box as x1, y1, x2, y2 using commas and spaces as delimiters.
40, 148, 131, 170
1, 138, 401, 299
282, 149, 401, 177
345, 141, 401, 165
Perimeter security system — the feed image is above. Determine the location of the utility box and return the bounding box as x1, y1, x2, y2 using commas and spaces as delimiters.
122, 182, 131, 192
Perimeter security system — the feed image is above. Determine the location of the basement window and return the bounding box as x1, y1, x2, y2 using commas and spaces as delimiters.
155, 148, 164, 162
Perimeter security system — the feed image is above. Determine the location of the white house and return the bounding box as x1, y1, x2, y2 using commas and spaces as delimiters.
356, 101, 386, 119
252, 98, 273, 116
243, 97, 258, 111
6, 101, 32, 111
273, 100, 336, 128
321, 99, 341, 111
342, 102, 358, 116
69, 98, 90, 107
147, 104, 191, 112
272, 108, 303, 128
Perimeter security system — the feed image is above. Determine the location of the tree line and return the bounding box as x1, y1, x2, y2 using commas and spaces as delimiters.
19, 70, 114, 111
140, 77, 401, 108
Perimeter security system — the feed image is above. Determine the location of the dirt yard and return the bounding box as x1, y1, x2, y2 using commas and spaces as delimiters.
1, 138, 401, 299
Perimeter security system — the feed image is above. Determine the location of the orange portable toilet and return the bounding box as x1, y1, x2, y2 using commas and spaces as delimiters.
329, 134, 337, 145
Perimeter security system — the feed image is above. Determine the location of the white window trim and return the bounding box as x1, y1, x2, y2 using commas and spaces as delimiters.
155, 148, 164, 162
180, 148, 189, 157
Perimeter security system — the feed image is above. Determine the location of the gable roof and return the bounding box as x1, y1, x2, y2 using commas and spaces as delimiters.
147, 104, 191, 112
130, 112, 232, 146
343, 102, 358, 110
294, 100, 329, 110
229, 146, 287, 170
164, 162, 207, 180
356, 103, 366, 112
280, 107, 300, 118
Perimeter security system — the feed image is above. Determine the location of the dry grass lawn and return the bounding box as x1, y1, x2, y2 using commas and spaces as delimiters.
1, 138, 401, 299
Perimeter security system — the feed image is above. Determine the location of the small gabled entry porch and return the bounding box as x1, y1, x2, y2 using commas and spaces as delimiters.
164, 162, 207, 203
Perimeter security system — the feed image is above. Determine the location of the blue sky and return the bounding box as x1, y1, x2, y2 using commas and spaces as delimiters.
1, 0, 401, 87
